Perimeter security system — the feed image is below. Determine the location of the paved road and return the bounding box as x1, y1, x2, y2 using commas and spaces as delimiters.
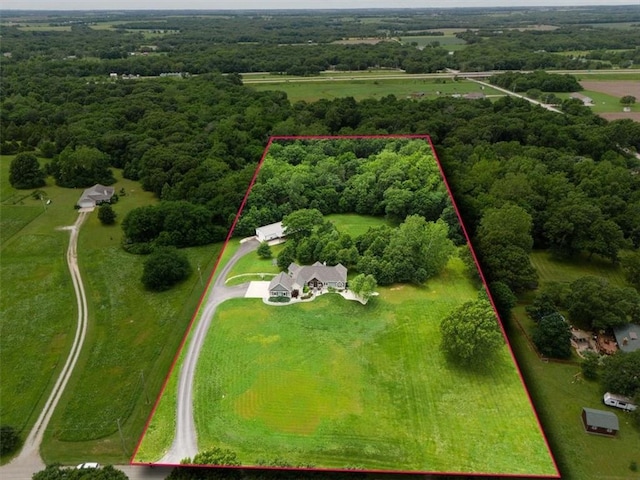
158, 239, 259, 464
467, 79, 564, 113
0, 212, 90, 479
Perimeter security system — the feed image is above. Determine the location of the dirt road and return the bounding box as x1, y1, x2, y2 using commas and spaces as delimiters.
0, 212, 89, 478
158, 239, 259, 464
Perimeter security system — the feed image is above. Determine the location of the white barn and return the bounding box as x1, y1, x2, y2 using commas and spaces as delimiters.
255, 221, 286, 243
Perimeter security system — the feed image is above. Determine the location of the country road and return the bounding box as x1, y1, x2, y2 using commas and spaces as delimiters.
0, 212, 90, 479
158, 238, 259, 464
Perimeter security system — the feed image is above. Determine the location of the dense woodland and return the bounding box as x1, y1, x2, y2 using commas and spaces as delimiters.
3, 6, 640, 476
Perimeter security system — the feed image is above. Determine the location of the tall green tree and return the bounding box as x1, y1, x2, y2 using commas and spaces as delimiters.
9, 152, 46, 189
440, 298, 504, 366
567, 276, 640, 330
349, 273, 377, 302
602, 350, 640, 398
533, 313, 572, 359
141, 248, 192, 291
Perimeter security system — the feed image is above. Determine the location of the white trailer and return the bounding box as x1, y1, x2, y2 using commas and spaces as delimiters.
603, 392, 637, 412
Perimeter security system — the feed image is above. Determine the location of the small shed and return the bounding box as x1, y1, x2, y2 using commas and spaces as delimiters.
581, 407, 619, 437
255, 221, 285, 243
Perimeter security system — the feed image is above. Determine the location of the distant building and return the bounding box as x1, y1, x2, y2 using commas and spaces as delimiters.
581, 407, 619, 437
570, 92, 594, 106
463, 92, 486, 100
613, 323, 640, 353
255, 221, 286, 243
77, 184, 115, 209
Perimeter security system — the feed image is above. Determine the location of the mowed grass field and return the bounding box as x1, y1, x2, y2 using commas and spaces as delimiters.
137, 249, 556, 475
187, 259, 556, 475
249, 78, 501, 103
0, 155, 222, 464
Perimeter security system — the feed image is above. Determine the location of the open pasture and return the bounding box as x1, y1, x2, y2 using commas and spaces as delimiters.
250, 78, 500, 103
0, 156, 220, 464
184, 264, 556, 475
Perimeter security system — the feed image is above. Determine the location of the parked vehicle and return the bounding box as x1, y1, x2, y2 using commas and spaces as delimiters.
76, 462, 101, 469
603, 392, 637, 412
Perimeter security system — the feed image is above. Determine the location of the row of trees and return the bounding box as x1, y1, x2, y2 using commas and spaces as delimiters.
489, 71, 583, 93
528, 276, 640, 331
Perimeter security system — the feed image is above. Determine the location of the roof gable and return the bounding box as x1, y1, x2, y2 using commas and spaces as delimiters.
583, 407, 619, 430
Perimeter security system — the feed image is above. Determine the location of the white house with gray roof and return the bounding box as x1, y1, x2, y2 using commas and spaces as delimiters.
268, 262, 347, 298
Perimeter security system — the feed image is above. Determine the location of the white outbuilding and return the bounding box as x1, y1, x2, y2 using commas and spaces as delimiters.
255, 221, 286, 243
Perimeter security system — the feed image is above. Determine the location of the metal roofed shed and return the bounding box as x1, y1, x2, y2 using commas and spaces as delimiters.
581, 407, 619, 437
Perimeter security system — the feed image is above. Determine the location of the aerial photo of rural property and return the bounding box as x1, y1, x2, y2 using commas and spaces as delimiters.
1, 3, 640, 480
133, 137, 557, 476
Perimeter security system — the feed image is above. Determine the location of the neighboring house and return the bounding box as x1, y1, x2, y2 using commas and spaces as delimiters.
268, 262, 347, 298
256, 221, 286, 243
613, 323, 640, 353
463, 92, 486, 100
570, 92, 594, 106
77, 184, 115, 208
581, 407, 619, 437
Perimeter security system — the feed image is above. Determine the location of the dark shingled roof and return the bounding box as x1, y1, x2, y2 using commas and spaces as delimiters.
582, 407, 619, 430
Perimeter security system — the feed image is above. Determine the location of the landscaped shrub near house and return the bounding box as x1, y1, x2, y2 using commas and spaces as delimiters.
268, 296, 290, 303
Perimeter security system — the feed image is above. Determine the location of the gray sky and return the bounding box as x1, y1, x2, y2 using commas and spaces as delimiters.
1, 0, 636, 11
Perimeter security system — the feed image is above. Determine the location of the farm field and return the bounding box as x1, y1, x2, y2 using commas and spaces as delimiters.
250, 78, 502, 103
400, 34, 468, 50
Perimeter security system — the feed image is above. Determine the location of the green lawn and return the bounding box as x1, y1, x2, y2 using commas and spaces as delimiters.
250, 79, 502, 103
530, 250, 627, 287
136, 256, 557, 476
509, 307, 640, 480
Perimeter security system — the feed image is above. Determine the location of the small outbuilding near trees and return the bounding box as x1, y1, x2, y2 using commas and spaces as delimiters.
255, 221, 286, 243
581, 407, 619, 437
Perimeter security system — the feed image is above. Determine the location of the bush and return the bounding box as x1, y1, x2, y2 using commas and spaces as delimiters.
98, 204, 117, 225
0, 425, 20, 455
268, 296, 290, 303
142, 248, 192, 291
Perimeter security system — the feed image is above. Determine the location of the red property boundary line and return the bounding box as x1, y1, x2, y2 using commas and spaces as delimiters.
130, 135, 560, 479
